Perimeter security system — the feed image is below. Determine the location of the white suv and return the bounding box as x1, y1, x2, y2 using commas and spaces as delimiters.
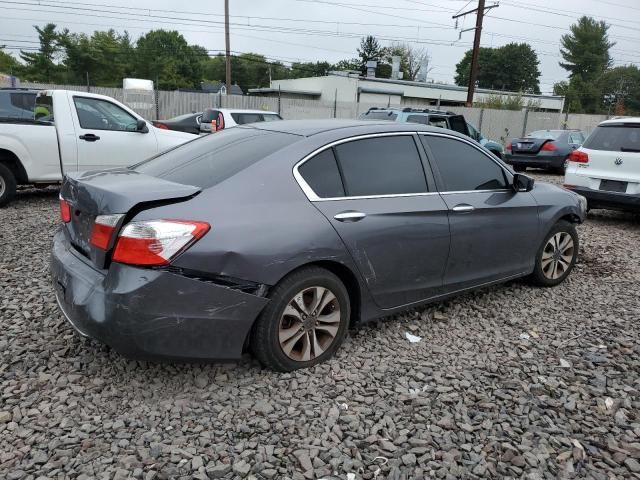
564, 117, 640, 212
199, 108, 282, 133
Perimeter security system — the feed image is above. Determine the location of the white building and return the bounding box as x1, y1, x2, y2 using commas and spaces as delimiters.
250, 72, 565, 112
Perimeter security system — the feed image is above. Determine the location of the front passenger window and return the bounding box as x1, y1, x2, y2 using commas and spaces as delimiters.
422, 136, 508, 192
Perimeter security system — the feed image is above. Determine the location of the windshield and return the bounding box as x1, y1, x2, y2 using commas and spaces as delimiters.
134, 127, 298, 189
359, 111, 398, 121
527, 130, 562, 140
582, 124, 640, 152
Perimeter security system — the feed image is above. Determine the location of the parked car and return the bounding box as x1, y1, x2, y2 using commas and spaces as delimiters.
564, 117, 640, 212
360, 107, 470, 133
465, 122, 504, 159
359, 107, 504, 158
51, 120, 586, 371
0, 87, 38, 120
152, 112, 202, 135
504, 129, 585, 174
0, 90, 194, 206
154, 108, 283, 135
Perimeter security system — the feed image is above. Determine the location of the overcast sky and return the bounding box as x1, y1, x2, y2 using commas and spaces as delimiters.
1, 0, 639, 93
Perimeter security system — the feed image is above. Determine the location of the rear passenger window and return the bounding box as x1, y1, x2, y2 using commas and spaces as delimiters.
422, 136, 508, 191
335, 136, 427, 196
298, 149, 345, 198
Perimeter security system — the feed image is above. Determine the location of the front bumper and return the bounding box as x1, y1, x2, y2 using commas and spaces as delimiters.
505, 153, 566, 169
50, 229, 270, 360
566, 186, 640, 213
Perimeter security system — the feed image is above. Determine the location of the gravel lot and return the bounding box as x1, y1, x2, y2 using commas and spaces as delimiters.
1, 172, 639, 480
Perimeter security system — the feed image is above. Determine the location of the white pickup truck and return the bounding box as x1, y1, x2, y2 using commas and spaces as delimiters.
0, 90, 194, 206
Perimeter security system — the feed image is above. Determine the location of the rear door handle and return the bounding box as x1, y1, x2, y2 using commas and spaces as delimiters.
451, 204, 475, 213
334, 211, 366, 222
79, 134, 100, 142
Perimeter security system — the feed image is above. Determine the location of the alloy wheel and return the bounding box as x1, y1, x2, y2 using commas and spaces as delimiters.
278, 286, 341, 362
541, 232, 575, 280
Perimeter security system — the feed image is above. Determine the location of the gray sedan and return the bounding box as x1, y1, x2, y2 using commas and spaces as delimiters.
505, 129, 585, 174
51, 120, 586, 371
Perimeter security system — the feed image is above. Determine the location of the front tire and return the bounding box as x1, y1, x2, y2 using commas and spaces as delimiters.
250, 266, 350, 371
530, 221, 578, 287
0, 163, 17, 207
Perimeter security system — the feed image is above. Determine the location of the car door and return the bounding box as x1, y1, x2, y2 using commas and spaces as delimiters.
296, 133, 451, 309
420, 133, 540, 292
71, 96, 159, 171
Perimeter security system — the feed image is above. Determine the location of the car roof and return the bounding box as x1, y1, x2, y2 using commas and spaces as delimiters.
364, 107, 458, 116
600, 117, 640, 126
240, 118, 471, 138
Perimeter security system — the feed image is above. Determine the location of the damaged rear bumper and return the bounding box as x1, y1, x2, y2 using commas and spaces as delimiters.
50, 229, 269, 360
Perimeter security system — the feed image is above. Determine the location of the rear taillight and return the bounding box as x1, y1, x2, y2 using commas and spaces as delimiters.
506, 143, 512, 152
541, 141, 557, 151
154, 122, 169, 130
569, 150, 589, 163
112, 220, 210, 266
90, 214, 124, 250
59, 196, 71, 223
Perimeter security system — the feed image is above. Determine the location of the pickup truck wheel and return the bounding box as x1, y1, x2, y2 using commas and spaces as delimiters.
0, 163, 17, 207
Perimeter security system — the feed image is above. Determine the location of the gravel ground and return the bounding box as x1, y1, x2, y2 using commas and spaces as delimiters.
1, 173, 639, 480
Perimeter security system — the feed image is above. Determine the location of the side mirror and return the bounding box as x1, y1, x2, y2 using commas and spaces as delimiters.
512, 173, 535, 192
200, 121, 212, 133
136, 119, 149, 133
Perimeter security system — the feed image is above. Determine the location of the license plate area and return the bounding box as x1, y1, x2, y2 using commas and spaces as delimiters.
599, 180, 628, 193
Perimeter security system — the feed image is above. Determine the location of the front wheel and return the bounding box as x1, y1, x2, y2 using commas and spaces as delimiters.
250, 266, 350, 371
0, 163, 17, 207
530, 221, 579, 287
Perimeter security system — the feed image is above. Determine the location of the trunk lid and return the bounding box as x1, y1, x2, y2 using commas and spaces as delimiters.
510, 137, 551, 154
60, 168, 200, 267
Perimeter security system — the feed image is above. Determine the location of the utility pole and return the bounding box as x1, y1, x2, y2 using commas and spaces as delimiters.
453, 1, 498, 107
225, 0, 231, 95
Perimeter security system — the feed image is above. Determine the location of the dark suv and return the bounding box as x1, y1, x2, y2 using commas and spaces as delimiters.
0, 88, 39, 120
359, 107, 504, 159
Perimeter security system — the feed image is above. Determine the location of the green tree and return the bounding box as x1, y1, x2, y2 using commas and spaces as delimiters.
133, 30, 204, 90
455, 43, 540, 93
599, 65, 640, 115
59, 30, 134, 86
332, 58, 360, 72
357, 36, 385, 75
558, 16, 615, 113
383, 43, 430, 81
19, 23, 64, 82
0, 48, 19, 75
289, 61, 331, 79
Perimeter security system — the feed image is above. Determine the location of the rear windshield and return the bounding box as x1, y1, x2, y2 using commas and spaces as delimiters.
0, 92, 37, 119
582, 124, 640, 152
359, 111, 398, 121
231, 113, 282, 125
528, 130, 562, 140
133, 127, 298, 188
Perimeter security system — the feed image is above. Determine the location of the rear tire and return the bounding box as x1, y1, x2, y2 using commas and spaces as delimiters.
513, 165, 526, 172
250, 266, 350, 371
530, 221, 578, 287
0, 163, 17, 207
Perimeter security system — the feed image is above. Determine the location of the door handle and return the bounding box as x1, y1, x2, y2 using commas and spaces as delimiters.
79, 134, 100, 142
334, 211, 366, 222
451, 204, 475, 213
